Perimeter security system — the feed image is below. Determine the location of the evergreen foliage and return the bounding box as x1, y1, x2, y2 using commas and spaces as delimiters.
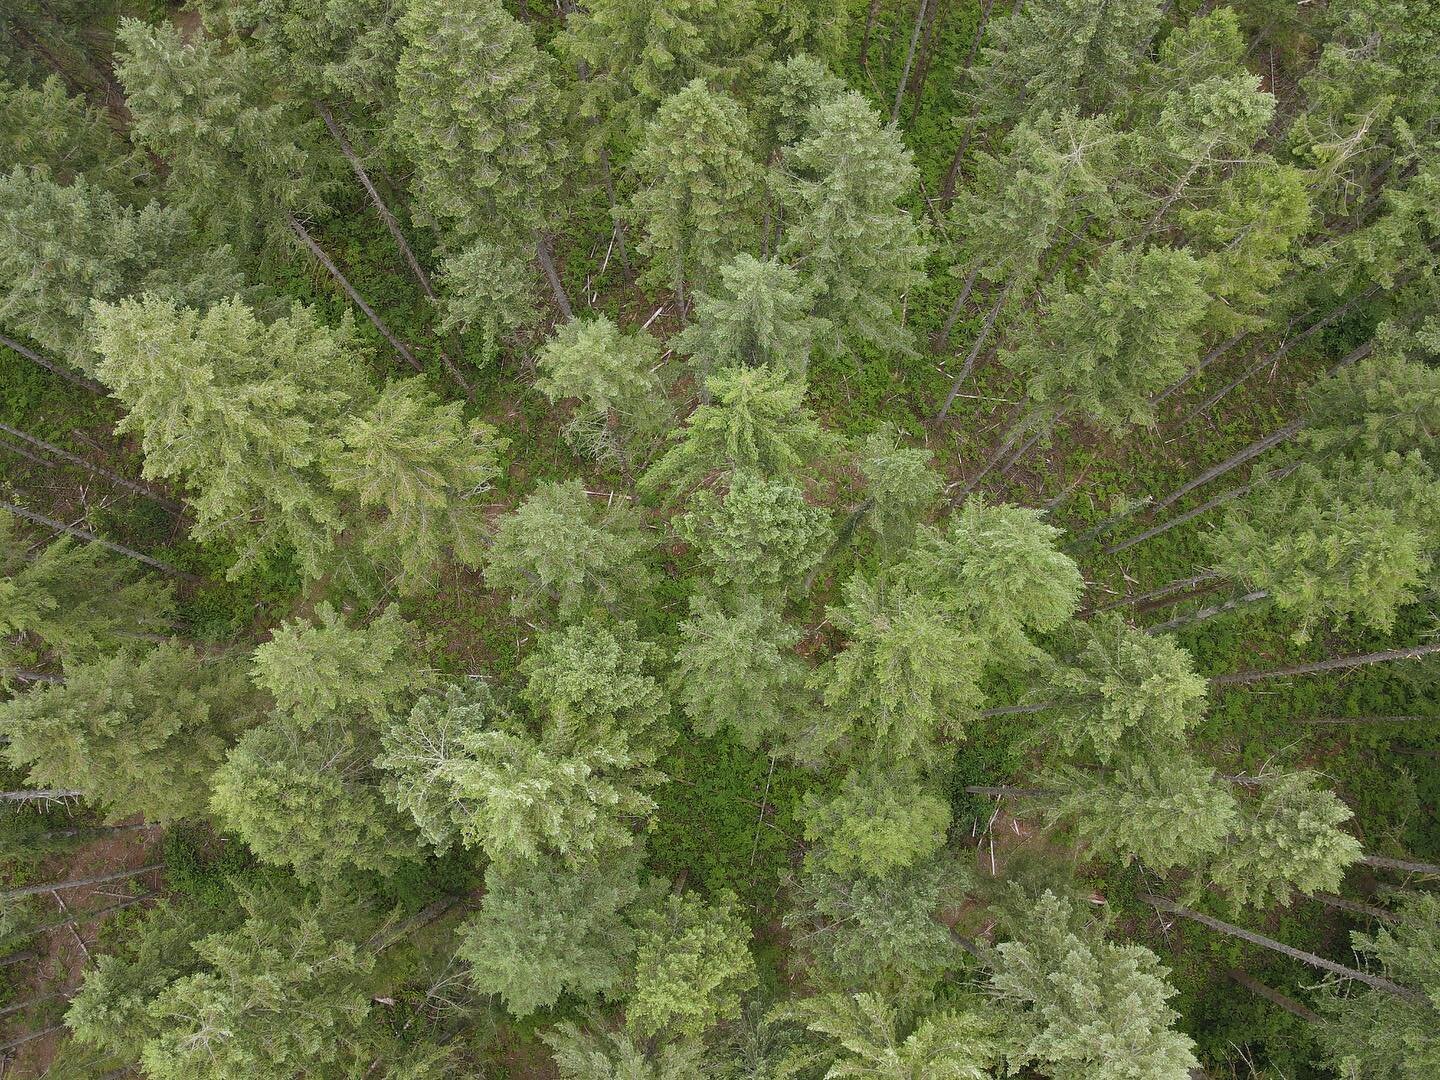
461, 848, 655, 1018
1, 644, 251, 823
627, 79, 763, 306
671, 592, 803, 747
985, 890, 1200, 1080
626, 889, 758, 1038
483, 480, 654, 621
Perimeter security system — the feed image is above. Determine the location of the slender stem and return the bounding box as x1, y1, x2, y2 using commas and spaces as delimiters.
1, 669, 63, 684
892, 0, 929, 124
1089, 571, 1224, 613
0, 332, 108, 395
938, 283, 1012, 418
1151, 329, 1250, 408
934, 265, 981, 354
317, 102, 436, 301
286, 213, 423, 371
1181, 283, 1387, 426
0, 501, 203, 583
1360, 854, 1440, 875
1150, 421, 1304, 515
1226, 968, 1321, 1023
1314, 893, 1398, 923
858, 0, 883, 67
1145, 589, 1270, 635
0, 790, 83, 804
1139, 893, 1427, 1003
0, 420, 183, 514
0, 863, 164, 901
1101, 465, 1299, 557
534, 231, 574, 320
1211, 642, 1440, 686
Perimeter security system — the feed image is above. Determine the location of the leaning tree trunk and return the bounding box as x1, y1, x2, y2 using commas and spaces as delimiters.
1211, 642, 1440, 686
0, 862, 165, 901
892, 0, 929, 123
1182, 281, 1388, 426
534, 230, 575, 320
1227, 968, 1321, 1023
1101, 464, 1299, 557
859, 0, 885, 67
906, 0, 945, 122
1145, 589, 1270, 635
1089, 570, 1224, 614
1149, 420, 1305, 515
317, 103, 437, 302
937, 281, 1014, 418
0, 789, 82, 804
0, 669, 64, 684
0, 420, 183, 514
0, 332, 108, 395
1151, 328, 1253, 408
933, 266, 981, 354
953, 406, 1046, 500
0, 501, 203, 583
1360, 854, 1440, 875
286, 213, 424, 372
1140, 893, 1427, 1003
935, 0, 998, 212
1315, 893, 1398, 923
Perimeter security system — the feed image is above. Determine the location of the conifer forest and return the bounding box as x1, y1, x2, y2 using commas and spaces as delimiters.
3, 0, 1440, 1076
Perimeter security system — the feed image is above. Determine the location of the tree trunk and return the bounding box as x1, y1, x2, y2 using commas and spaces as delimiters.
1360, 854, 1440, 875
285, 213, 423, 372
534, 231, 575, 320
1067, 496, 1155, 551
1211, 642, 1440, 686
0, 501, 203, 583
1101, 464, 1299, 557
1302, 715, 1431, 725
1145, 589, 1270, 635
0, 332, 108, 395
934, 0, 996, 212
0, 862, 164, 901
1149, 420, 1304, 515
933, 265, 981, 354
317, 103, 437, 302
28, 893, 153, 936
954, 406, 1044, 499
0, 1025, 64, 1054
963, 784, 1054, 798
1227, 968, 1321, 1023
859, 0, 884, 67
892, 0, 929, 124
980, 702, 1057, 717
1315, 893, 1398, 923
1151, 329, 1251, 408
0, 950, 36, 969
1182, 282, 1387, 426
0, 993, 60, 1020
937, 282, 1013, 418
0, 789, 82, 804
1089, 570, 1224, 614
1140, 893, 1427, 1002
1, 669, 63, 684
938, 124, 978, 213
31, 822, 157, 844
906, 0, 945, 122
598, 148, 633, 274
0, 420, 183, 514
